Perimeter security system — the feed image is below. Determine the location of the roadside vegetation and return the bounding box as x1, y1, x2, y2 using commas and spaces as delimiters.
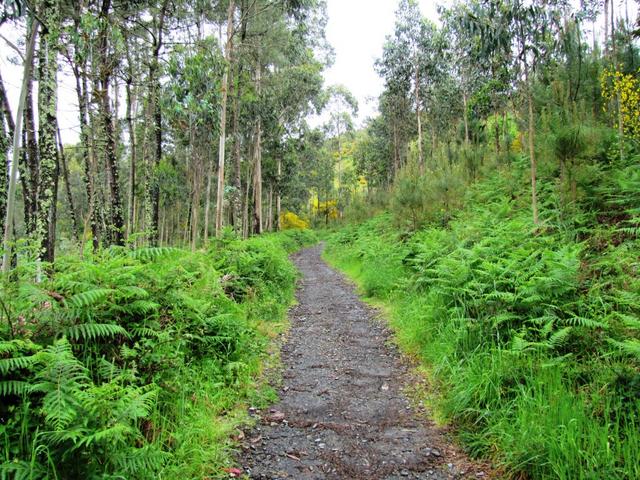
322, 1, 640, 478
325, 153, 639, 478
1, 229, 316, 478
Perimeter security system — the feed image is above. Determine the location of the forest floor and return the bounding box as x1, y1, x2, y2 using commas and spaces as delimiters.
238, 244, 494, 479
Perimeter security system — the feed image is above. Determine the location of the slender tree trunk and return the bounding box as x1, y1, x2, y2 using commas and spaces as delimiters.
604, 0, 609, 56
232, 62, 243, 229
611, 8, 624, 161
253, 59, 263, 235
97, 0, 124, 246
146, 1, 169, 246
415, 68, 424, 171
243, 160, 252, 239
74, 62, 99, 250
392, 121, 399, 178
56, 126, 80, 243
463, 92, 470, 146
526, 69, 539, 225
215, 0, 236, 237
3, 20, 39, 272
0, 117, 6, 236
0, 71, 15, 232
36, 7, 60, 263
125, 41, 137, 237
203, 141, 215, 243
23, 61, 38, 235
276, 155, 282, 231
267, 184, 273, 231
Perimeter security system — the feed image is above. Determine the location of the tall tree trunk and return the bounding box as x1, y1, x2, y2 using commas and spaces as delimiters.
267, 183, 273, 231
23, 61, 38, 235
146, 0, 169, 246
97, 0, 124, 245
611, 5, 624, 161
73, 61, 99, 250
415, 68, 424, 170
243, 159, 252, 239
276, 155, 282, 231
463, 91, 470, 146
3, 19, 39, 272
526, 68, 539, 225
0, 71, 15, 232
203, 140, 215, 243
232, 61, 242, 229
215, 0, 236, 237
36, 4, 60, 263
56, 126, 80, 243
253, 61, 263, 235
604, 0, 609, 56
125, 40, 137, 237
393, 121, 399, 178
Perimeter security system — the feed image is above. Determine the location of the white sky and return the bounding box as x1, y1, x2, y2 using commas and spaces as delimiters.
312, 0, 444, 127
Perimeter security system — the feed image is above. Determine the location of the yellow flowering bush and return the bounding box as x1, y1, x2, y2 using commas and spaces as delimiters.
280, 211, 310, 230
600, 67, 640, 140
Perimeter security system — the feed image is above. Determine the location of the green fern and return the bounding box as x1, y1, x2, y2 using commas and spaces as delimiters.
30, 339, 89, 431
128, 247, 179, 262
607, 338, 640, 358
0, 380, 30, 396
65, 288, 114, 309
0, 355, 38, 375
65, 323, 129, 342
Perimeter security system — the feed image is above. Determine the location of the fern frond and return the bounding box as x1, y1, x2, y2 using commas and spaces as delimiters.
113, 445, 167, 475
607, 338, 640, 358
116, 387, 158, 422
130, 327, 161, 338
548, 327, 573, 349
0, 380, 30, 396
118, 285, 150, 299
31, 339, 89, 431
76, 424, 132, 448
65, 323, 129, 342
560, 316, 607, 329
127, 300, 160, 314
0, 355, 37, 374
65, 288, 114, 309
0, 339, 40, 356
128, 247, 180, 262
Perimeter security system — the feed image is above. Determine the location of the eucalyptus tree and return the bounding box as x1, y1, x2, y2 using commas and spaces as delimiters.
378, 1, 447, 171
323, 85, 358, 209
35, 0, 61, 261
214, 0, 236, 238
164, 38, 224, 249
1, 16, 38, 271
261, 49, 324, 230
465, 0, 557, 224
377, 0, 425, 169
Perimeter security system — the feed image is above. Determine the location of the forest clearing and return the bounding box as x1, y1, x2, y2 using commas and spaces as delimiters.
1, 0, 639, 478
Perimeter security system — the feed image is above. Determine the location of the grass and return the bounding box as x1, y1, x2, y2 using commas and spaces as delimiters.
323, 158, 640, 479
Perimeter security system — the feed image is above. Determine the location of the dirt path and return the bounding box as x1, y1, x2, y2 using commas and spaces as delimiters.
239, 245, 491, 479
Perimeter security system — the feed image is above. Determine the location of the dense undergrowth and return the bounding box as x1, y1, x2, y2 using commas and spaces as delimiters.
325, 154, 640, 479
0, 229, 316, 479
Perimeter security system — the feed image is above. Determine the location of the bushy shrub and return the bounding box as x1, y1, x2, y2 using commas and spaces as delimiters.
0, 231, 316, 479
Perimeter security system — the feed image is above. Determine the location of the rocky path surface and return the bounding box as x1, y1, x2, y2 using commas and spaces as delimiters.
239, 244, 492, 479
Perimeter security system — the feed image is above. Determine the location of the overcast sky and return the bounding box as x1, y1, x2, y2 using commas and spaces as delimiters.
312, 0, 445, 127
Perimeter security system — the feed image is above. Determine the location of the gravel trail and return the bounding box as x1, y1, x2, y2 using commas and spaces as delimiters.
239, 244, 492, 479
